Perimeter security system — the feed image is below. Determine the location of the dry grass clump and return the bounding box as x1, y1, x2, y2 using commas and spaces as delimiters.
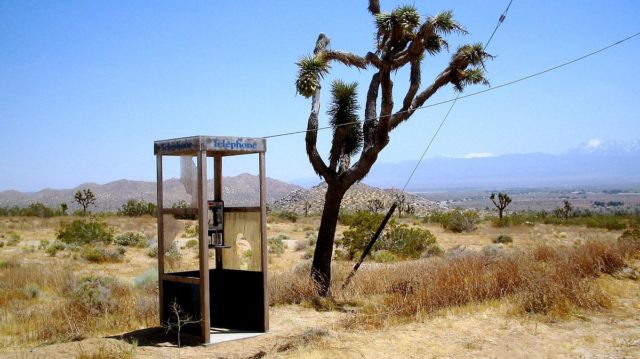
0, 259, 158, 347
75, 340, 137, 359
269, 234, 639, 328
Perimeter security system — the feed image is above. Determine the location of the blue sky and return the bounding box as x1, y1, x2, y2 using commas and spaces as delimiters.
1, 1, 639, 191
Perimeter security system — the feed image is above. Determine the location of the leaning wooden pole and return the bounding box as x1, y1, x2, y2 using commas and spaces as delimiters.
342, 202, 397, 289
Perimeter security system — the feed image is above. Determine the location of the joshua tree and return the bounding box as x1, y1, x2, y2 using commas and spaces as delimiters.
296, 0, 492, 296
562, 200, 573, 219
60, 203, 68, 216
489, 192, 512, 220
394, 193, 407, 218
303, 200, 312, 217
367, 198, 385, 213
74, 188, 96, 213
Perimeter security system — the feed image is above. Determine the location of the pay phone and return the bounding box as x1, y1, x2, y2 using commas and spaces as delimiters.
207, 200, 224, 248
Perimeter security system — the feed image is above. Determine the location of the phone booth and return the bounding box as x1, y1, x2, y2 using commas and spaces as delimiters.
154, 136, 268, 344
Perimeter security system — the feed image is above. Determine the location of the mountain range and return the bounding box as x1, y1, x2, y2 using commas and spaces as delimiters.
0, 174, 301, 212
357, 140, 640, 190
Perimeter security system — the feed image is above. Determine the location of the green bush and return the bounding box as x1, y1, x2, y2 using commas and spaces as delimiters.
341, 211, 440, 260
56, 218, 113, 245
440, 209, 479, 233
340, 211, 387, 259
114, 232, 146, 247
273, 211, 299, 223
382, 223, 439, 259
46, 241, 66, 257
6, 232, 21, 246
372, 249, 398, 263
165, 243, 182, 262
268, 235, 286, 254
493, 235, 513, 244
185, 239, 199, 249
147, 245, 158, 258
38, 239, 50, 250
118, 199, 156, 217
80, 246, 123, 263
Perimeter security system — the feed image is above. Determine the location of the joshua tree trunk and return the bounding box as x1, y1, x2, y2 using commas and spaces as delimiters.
311, 183, 346, 295
297, 1, 492, 296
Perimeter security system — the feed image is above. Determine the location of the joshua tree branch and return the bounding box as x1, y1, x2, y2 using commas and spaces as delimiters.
305, 34, 335, 182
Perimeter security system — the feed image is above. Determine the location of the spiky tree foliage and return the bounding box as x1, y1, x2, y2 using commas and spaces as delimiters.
74, 188, 96, 213
328, 80, 362, 173
490, 192, 512, 220
297, 1, 493, 296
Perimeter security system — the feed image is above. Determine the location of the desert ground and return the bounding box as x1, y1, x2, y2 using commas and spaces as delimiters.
0, 214, 638, 358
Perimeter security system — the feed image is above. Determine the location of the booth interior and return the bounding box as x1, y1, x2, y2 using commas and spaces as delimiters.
154, 136, 268, 344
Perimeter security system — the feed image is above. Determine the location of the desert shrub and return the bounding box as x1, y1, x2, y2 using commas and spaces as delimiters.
118, 199, 156, 217
6, 232, 21, 246
341, 211, 439, 260
340, 211, 387, 259
165, 243, 181, 259
45, 241, 66, 257
183, 223, 198, 238
24, 284, 40, 299
274, 211, 299, 223
294, 239, 310, 251
441, 209, 479, 233
0, 258, 18, 269
38, 239, 50, 250
372, 250, 398, 263
268, 266, 318, 305
185, 239, 198, 249
56, 218, 113, 245
493, 235, 513, 244
381, 223, 439, 259
147, 245, 158, 258
114, 232, 146, 247
303, 247, 314, 259
80, 246, 124, 263
268, 235, 286, 254
134, 268, 158, 289
66, 275, 123, 315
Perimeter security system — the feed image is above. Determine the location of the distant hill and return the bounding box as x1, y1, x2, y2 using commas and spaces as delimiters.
271, 182, 443, 215
362, 142, 640, 191
0, 174, 302, 212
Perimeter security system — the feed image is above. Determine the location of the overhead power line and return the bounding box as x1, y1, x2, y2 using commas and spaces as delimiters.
262, 30, 640, 140
399, 0, 513, 192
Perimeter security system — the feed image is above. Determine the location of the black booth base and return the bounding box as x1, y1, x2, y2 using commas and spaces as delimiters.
162, 268, 266, 337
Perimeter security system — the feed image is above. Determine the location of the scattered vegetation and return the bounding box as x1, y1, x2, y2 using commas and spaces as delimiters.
57, 218, 114, 245
425, 209, 479, 233
0, 261, 158, 346
268, 235, 288, 255
117, 199, 156, 217
270, 211, 299, 223
113, 231, 146, 247
0, 202, 66, 218
271, 234, 640, 327
340, 211, 441, 261
493, 235, 513, 244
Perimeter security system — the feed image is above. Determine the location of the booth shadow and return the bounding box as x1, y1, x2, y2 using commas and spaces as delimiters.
107, 327, 203, 348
